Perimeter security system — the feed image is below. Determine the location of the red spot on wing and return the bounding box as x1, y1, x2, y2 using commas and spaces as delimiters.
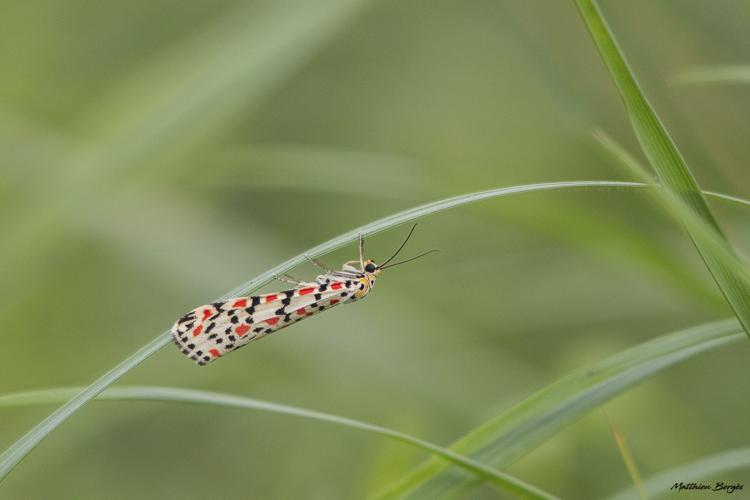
265, 317, 280, 326
202, 309, 212, 320
299, 287, 315, 296
331, 282, 343, 290
296, 308, 307, 315
235, 324, 251, 336
264, 294, 278, 303
329, 299, 339, 305
209, 348, 221, 357
192, 324, 203, 337
232, 299, 247, 308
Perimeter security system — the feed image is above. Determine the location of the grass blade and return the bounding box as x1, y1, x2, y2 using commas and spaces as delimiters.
574, 0, 750, 336
605, 447, 750, 500
374, 320, 744, 499
604, 411, 646, 500
0, 387, 558, 500
671, 65, 750, 86
2, 181, 749, 482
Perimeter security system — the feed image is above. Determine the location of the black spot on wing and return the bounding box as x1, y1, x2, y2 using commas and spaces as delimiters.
177, 312, 196, 324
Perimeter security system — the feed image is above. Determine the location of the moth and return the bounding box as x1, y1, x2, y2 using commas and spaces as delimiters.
171, 224, 436, 365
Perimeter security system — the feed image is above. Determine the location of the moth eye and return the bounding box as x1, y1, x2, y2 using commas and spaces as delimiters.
365, 263, 377, 273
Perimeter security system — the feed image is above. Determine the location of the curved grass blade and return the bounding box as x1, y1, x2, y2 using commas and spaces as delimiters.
574, 0, 750, 337
374, 320, 744, 499
2, 181, 749, 482
606, 447, 750, 500
0, 387, 558, 500
671, 65, 750, 86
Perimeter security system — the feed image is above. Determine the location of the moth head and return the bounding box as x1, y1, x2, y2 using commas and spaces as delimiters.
363, 259, 380, 276
343, 259, 381, 275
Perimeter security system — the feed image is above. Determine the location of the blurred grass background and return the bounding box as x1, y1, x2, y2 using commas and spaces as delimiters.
1, 0, 749, 498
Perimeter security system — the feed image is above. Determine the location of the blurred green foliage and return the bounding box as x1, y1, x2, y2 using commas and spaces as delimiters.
1, 0, 749, 498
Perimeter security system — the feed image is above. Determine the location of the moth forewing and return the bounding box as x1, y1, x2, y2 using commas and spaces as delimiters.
171, 277, 364, 365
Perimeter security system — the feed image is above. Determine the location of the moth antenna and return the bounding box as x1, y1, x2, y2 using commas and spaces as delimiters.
379, 249, 440, 270
379, 223, 418, 268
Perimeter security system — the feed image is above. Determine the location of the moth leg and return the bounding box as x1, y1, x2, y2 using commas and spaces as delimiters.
358, 233, 365, 271
273, 273, 307, 286
305, 254, 334, 274
332, 271, 359, 278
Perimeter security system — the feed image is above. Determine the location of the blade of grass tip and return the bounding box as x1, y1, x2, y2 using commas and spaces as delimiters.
573, 0, 750, 337
374, 319, 744, 499
3, 181, 750, 482
594, 130, 750, 334
0, 387, 558, 500
671, 65, 750, 86
603, 410, 646, 500
605, 447, 750, 500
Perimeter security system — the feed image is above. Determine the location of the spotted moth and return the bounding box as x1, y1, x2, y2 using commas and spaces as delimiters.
172, 225, 436, 365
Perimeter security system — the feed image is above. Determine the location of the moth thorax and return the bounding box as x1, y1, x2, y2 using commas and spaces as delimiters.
354, 276, 374, 298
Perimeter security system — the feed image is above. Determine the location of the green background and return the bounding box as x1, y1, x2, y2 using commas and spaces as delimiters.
1, 0, 749, 498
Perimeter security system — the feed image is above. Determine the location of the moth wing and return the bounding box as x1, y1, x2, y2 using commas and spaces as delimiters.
171, 282, 358, 365
171, 291, 290, 365
246, 283, 358, 335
